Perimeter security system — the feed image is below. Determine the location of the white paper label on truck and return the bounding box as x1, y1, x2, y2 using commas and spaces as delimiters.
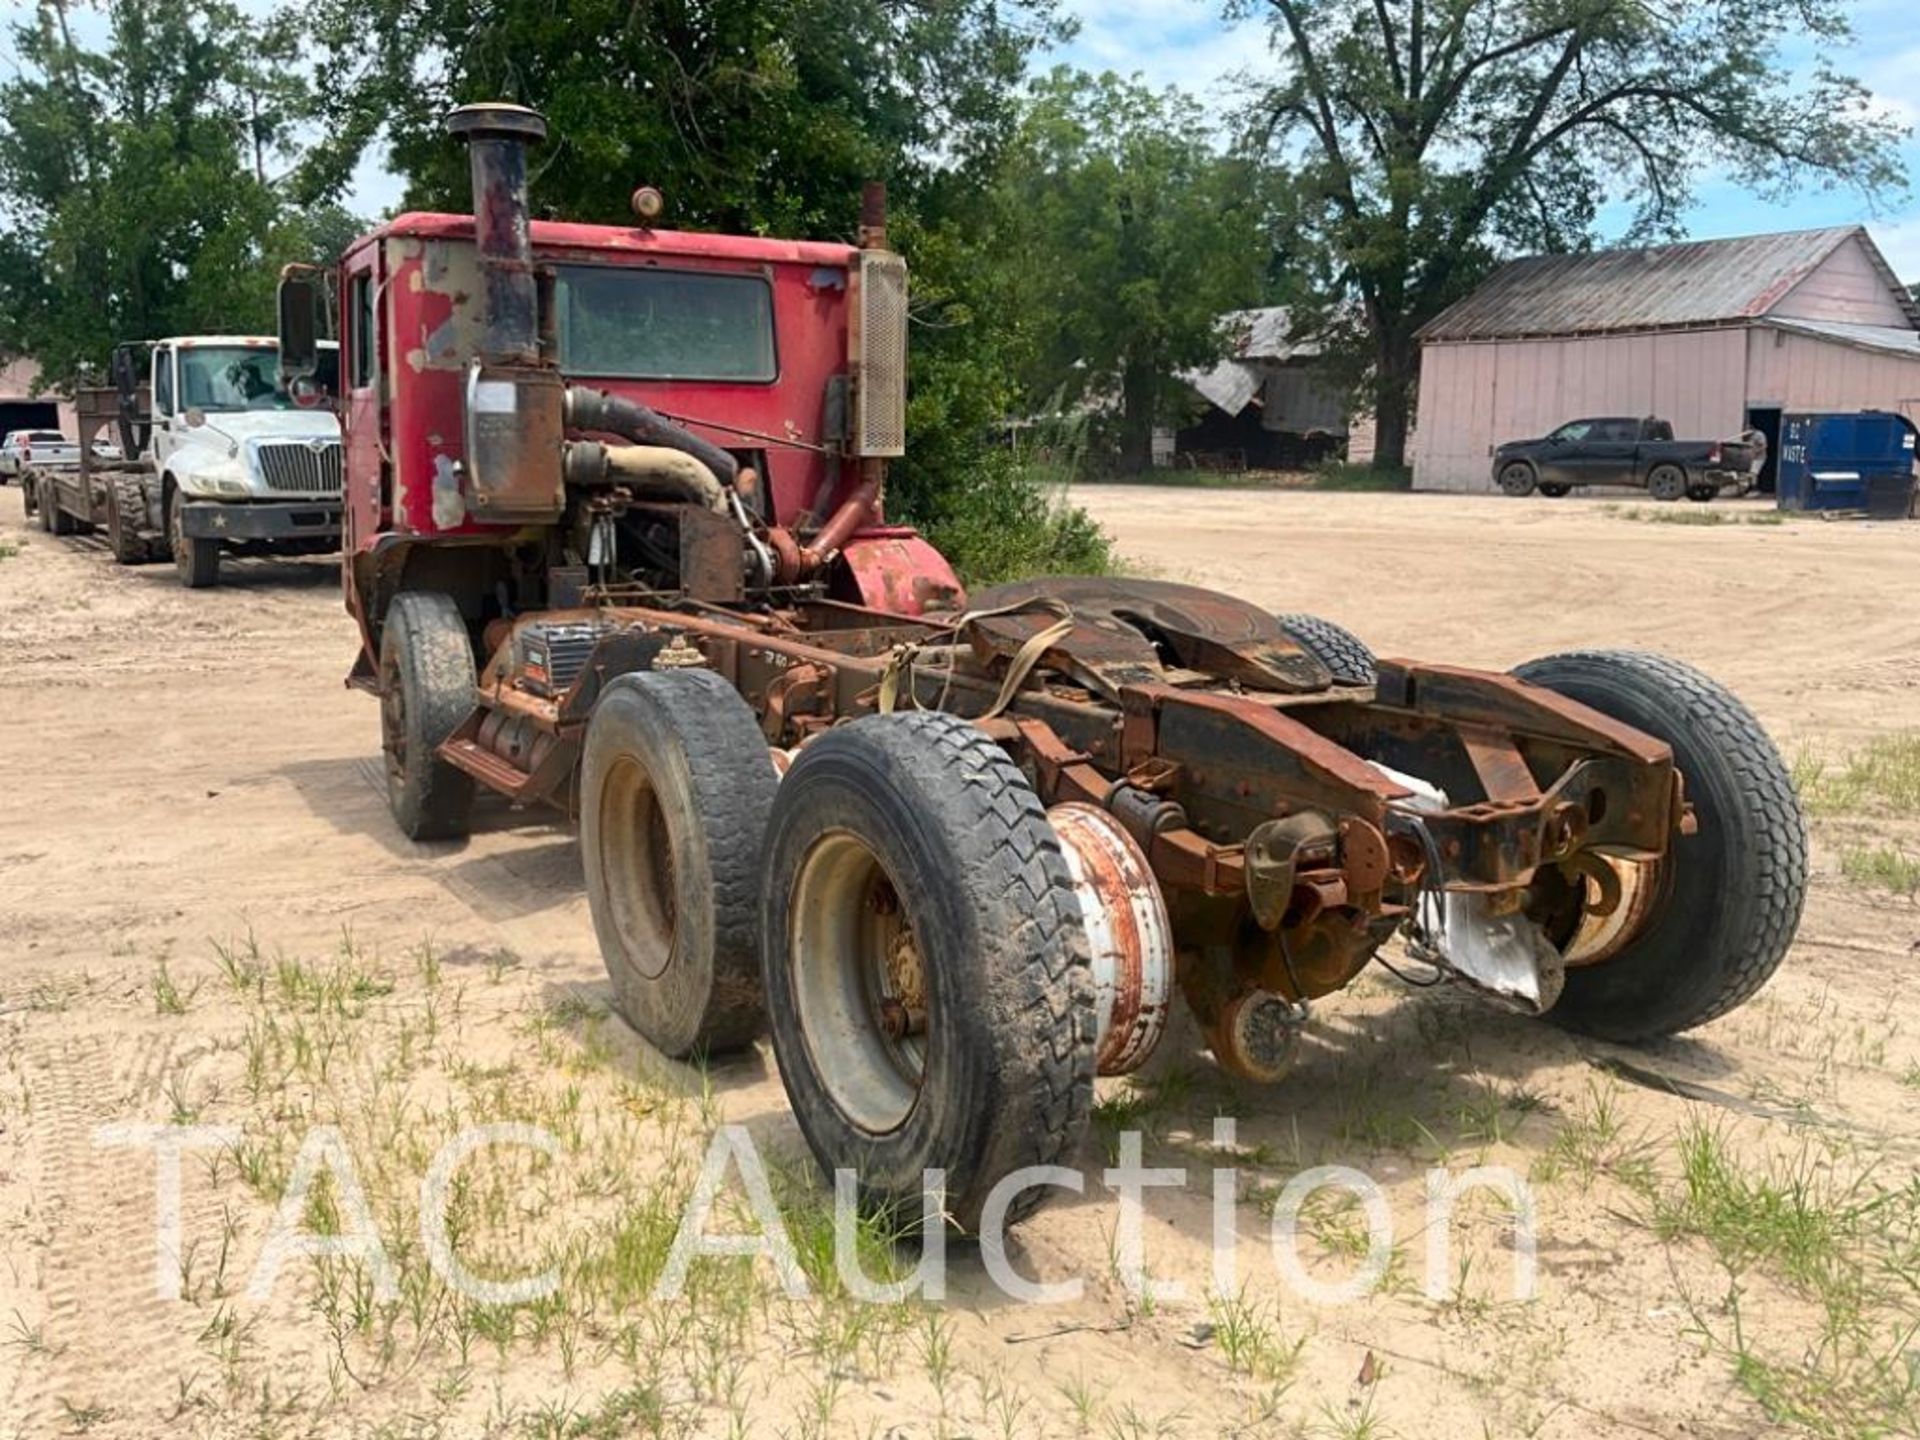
473, 381, 517, 415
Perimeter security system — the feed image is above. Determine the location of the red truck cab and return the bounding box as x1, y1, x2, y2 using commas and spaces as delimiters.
330, 199, 958, 671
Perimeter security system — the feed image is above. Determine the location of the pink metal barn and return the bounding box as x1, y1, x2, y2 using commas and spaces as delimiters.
1412, 227, 1920, 493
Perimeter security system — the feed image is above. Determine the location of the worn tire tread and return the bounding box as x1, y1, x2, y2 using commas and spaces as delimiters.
1276, 613, 1377, 687
1514, 649, 1806, 1038
763, 712, 1095, 1230
383, 590, 477, 841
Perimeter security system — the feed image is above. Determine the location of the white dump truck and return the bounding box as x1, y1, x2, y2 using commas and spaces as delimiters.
26, 336, 342, 587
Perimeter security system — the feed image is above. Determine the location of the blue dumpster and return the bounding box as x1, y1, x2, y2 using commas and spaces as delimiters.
1776, 411, 1917, 517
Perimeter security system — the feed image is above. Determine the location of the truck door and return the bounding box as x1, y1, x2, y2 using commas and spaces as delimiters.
1536, 419, 1593, 484
1570, 418, 1637, 486
150, 345, 178, 469
342, 261, 386, 552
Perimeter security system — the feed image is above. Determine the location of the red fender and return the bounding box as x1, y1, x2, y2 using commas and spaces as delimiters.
831, 527, 966, 617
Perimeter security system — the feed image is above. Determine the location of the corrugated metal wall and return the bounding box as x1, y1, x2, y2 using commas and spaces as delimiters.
1770, 241, 1912, 327
1746, 329, 1920, 418
1411, 328, 1747, 491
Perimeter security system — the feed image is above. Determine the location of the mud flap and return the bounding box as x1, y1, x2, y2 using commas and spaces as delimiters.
1374, 763, 1567, 1013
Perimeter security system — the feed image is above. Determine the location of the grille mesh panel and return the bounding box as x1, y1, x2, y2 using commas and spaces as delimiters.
854, 252, 907, 457
255, 440, 343, 494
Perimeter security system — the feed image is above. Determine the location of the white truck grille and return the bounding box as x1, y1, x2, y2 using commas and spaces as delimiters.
255, 440, 343, 494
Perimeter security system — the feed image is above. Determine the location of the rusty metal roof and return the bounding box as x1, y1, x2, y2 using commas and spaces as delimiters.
1186, 308, 1326, 413
1419, 227, 1920, 342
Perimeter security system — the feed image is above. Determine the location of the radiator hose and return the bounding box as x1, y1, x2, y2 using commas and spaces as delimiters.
563, 386, 739, 487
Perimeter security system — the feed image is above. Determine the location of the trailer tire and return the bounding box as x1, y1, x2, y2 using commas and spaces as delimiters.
761, 712, 1096, 1232
1276, 613, 1376, 686
107, 477, 155, 565
379, 590, 477, 841
1497, 461, 1537, 497
1685, 484, 1717, 503
1538, 482, 1571, 498
1647, 465, 1687, 502
582, 669, 776, 1058
1512, 650, 1806, 1041
168, 487, 219, 587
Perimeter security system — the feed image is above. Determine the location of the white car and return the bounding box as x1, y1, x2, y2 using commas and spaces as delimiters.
1, 429, 80, 479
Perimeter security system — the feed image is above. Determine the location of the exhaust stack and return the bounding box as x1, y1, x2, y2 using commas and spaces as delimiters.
444, 102, 565, 522
447, 103, 547, 364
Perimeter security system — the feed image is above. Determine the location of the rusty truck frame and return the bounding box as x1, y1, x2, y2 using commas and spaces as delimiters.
278, 104, 1808, 1230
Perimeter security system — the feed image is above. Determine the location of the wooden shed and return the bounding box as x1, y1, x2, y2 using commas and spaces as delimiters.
1410, 227, 1920, 493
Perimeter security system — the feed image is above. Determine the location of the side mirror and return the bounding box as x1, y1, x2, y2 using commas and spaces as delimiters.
277, 273, 323, 383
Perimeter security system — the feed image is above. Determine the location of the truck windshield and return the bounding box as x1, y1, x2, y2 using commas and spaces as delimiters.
555, 266, 777, 382
178, 346, 341, 412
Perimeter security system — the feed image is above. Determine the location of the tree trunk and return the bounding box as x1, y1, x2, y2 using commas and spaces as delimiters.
1369, 328, 1417, 472
1118, 360, 1156, 474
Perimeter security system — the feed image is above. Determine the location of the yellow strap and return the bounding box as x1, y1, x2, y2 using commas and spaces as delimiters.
876, 597, 1075, 717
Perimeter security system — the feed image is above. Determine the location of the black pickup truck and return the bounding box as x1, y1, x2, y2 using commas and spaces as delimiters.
1493, 416, 1757, 501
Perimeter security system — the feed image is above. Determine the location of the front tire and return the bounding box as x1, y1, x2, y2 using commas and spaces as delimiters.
379, 590, 477, 841
168, 488, 219, 587
581, 669, 776, 1058
1497, 461, 1537, 497
1513, 650, 1806, 1040
760, 712, 1096, 1231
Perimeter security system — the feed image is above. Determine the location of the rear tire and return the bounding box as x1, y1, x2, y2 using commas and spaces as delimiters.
1647, 465, 1686, 502
379, 590, 477, 841
168, 487, 219, 587
760, 712, 1095, 1232
582, 669, 776, 1058
107, 478, 155, 565
44, 481, 73, 536
1512, 650, 1806, 1040
1275, 613, 1376, 686
1498, 461, 1537, 497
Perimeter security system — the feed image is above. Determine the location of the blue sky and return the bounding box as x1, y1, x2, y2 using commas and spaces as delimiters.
1050, 0, 1920, 274
5, 0, 1918, 275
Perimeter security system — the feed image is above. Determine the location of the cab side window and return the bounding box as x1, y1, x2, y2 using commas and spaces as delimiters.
153, 347, 175, 415
350, 274, 376, 389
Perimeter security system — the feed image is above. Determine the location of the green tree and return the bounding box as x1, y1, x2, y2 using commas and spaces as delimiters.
999, 68, 1271, 472
1241, 0, 1909, 472
0, 0, 351, 386
306, 0, 1117, 580
309, 0, 1059, 234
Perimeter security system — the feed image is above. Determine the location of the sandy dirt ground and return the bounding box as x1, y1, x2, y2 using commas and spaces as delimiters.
1, 482, 1916, 1439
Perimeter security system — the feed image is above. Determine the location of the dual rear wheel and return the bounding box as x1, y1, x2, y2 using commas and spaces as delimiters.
581, 682, 1095, 1231
556, 622, 1802, 1226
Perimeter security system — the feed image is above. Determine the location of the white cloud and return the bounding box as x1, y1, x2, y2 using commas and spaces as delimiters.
1051, 0, 1273, 118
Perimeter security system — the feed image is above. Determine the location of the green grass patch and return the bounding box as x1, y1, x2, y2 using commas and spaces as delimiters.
1840, 846, 1920, 896
1645, 1122, 1920, 1437
1608, 505, 1789, 527
1792, 733, 1920, 819
1310, 460, 1412, 492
